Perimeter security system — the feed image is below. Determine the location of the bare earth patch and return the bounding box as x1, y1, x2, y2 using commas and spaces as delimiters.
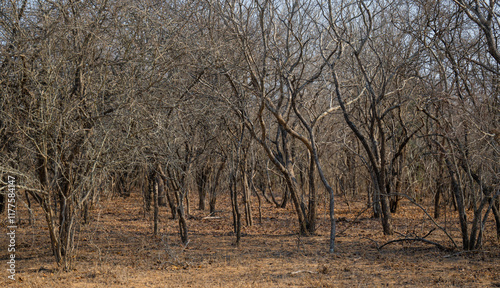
2, 192, 499, 287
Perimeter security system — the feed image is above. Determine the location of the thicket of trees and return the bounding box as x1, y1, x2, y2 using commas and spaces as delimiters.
0, 0, 498, 270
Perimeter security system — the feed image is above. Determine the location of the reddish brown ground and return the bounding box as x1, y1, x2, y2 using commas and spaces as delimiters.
1, 191, 499, 287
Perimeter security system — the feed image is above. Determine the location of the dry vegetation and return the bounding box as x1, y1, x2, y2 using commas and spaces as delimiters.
2, 191, 499, 288
1, 0, 500, 287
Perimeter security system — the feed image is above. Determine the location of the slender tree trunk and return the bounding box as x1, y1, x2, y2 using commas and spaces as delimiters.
265, 162, 281, 207
153, 171, 159, 236
185, 188, 190, 217
307, 152, 316, 233
281, 129, 309, 234
375, 169, 393, 235
144, 170, 153, 215
445, 159, 469, 249
159, 166, 177, 219
230, 170, 241, 245
380, 191, 393, 235
209, 159, 226, 214
284, 171, 309, 235
197, 165, 209, 210
492, 204, 500, 241
280, 183, 289, 208
242, 168, 253, 226
178, 196, 188, 244
158, 172, 166, 207
371, 172, 381, 218
254, 184, 263, 224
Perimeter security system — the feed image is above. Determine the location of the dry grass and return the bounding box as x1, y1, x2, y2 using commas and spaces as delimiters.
1, 191, 499, 287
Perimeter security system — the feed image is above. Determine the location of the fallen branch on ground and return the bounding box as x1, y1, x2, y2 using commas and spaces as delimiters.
289, 270, 318, 275
202, 216, 222, 220
378, 237, 450, 251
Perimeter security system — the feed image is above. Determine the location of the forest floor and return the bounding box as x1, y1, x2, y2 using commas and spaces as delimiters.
1, 191, 499, 287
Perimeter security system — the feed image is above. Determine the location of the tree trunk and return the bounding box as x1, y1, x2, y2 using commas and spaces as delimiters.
380, 191, 393, 235
446, 159, 469, 249
209, 159, 226, 214
177, 197, 188, 244
196, 165, 209, 210
372, 178, 381, 218
492, 204, 500, 241
241, 158, 253, 226
144, 170, 153, 215
307, 152, 316, 233
229, 170, 241, 245
158, 167, 177, 219
376, 170, 393, 235
185, 189, 190, 217
434, 184, 442, 219
158, 172, 167, 207
153, 172, 159, 236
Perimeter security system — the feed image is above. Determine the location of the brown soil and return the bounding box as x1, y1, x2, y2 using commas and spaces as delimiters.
1, 192, 499, 287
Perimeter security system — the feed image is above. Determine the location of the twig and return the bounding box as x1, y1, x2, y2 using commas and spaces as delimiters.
289, 270, 318, 275
363, 237, 380, 251
421, 228, 437, 239
202, 216, 222, 220
378, 237, 449, 251
181, 240, 191, 252
397, 193, 459, 249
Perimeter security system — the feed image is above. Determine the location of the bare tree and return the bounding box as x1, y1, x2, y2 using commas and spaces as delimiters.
396, 0, 500, 248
